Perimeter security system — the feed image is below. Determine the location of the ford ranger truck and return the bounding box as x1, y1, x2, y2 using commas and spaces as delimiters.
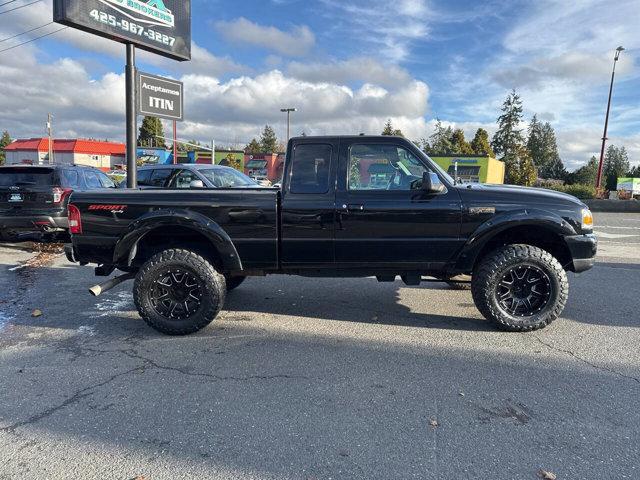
65, 136, 597, 335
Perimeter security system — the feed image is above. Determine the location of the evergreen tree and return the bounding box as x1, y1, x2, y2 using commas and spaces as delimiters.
470, 128, 495, 157
567, 156, 598, 185
603, 145, 631, 190
450, 129, 474, 155
245, 138, 262, 155
429, 120, 454, 154
418, 138, 432, 155
492, 89, 525, 158
628, 165, 640, 177
0, 130, 11, 165
138, 116, 166, 148
259, 125, 278, 153
381, 119, 404, 137
492, 90, 531, 184
504, 145, 537, 186
527, 116, 566, 180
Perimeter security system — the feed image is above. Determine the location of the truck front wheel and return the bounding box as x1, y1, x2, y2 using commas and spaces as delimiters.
133, 249, 226, 335
471, 244, 568, 332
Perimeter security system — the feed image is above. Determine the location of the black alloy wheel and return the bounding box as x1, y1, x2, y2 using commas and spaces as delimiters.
495, 264, 552, 317
150, 269, 204, 320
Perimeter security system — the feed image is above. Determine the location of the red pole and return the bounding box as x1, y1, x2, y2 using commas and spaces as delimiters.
173, 120, 177, 164
596, 47, 624, 190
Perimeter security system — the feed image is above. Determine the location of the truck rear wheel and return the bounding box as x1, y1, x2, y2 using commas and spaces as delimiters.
471, 244, 568, 332
225, 275, 246, 292
133, 249, 226, 335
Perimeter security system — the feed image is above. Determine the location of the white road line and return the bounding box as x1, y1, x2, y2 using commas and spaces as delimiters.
594, 231, 640, 239
597, 225, 640, 230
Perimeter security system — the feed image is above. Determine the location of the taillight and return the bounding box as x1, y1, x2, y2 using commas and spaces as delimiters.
53, 187, 73, 204
68, 204, 82, 234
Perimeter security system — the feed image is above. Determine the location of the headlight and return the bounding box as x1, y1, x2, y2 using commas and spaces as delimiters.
581, 208, 593, 231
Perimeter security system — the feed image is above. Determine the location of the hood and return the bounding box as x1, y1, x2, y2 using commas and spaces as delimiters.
461, 183, 586, 207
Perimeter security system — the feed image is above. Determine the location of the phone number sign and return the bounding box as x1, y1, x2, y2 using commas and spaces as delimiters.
54, 0, 191, 61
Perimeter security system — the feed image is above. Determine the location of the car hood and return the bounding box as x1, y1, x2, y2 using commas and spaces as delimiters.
461, 183, 586, 207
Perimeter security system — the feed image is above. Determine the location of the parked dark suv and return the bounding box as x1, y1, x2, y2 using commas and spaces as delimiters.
0, 164, 116, 242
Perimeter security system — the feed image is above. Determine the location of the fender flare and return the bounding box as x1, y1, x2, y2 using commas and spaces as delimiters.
112, 209, 242, 271
454, 208, 577, 271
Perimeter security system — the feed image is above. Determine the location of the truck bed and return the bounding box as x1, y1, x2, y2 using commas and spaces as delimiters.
70, 188, 279, 269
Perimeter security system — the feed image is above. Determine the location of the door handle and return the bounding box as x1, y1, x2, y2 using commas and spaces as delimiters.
343, 203, 364, 212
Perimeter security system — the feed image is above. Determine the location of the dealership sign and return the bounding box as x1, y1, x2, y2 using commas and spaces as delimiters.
53, 0, 191, 60
137, 71, 183, 121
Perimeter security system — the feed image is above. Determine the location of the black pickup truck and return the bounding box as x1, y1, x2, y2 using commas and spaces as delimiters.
65, 136, 597, 335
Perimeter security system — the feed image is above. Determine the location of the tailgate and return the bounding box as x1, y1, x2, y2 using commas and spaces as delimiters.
0, 167, 60, 214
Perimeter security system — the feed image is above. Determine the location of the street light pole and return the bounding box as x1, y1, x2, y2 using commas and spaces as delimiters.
596, 46, 624, 191
280, 108, 296, 141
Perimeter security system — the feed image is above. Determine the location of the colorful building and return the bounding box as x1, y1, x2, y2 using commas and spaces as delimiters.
5, 138, 125, 170
430, 155, 505, 184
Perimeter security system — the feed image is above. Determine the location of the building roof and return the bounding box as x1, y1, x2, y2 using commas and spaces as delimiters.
4, 138, 125, 156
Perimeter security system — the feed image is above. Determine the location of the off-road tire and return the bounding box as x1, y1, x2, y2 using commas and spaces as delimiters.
133, 249, 226, 335
445, 275, 472, 290
225, 275, 246, 292
471, 244, 568, 332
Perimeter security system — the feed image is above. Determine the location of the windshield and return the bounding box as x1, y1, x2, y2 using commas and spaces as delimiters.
199, 168, 257, 188
418, 152, 456, 185
0, 168, 55, 187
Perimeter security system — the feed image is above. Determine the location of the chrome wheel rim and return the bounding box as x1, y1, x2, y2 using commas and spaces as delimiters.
495, 264, 552, 317
150, 269, 203, 320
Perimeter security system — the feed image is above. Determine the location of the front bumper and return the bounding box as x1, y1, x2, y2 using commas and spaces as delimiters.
565, 233, 597, 273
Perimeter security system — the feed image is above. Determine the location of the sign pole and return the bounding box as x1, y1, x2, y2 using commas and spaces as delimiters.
125, 43, 137, 188
173, 120, 178, 164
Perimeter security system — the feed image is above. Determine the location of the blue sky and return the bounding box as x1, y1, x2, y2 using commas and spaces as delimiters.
1, 0, 638, 169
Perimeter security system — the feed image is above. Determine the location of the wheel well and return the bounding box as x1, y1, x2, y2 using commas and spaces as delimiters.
132, 226, 222, 270
473, 225, 572, 271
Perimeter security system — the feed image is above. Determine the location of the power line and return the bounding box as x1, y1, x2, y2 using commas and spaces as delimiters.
0, 26, 67, 53
0, 0, 41, 15
0, 21, 53, 42
0, 0, 18, 7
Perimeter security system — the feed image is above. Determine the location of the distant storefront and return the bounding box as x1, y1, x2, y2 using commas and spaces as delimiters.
431, 155, 505, 184
5, 138, 125, 170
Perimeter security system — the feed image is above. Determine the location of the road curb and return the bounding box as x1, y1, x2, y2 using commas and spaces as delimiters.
585, 199, 640, 213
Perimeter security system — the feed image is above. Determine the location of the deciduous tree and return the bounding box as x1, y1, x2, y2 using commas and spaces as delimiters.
603, 145, 630, 190
0, 130, 11, 165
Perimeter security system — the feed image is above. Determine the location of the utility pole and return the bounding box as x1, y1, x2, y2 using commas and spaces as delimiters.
46, 113, 53, 165
280, 108, 296, 141
596, 46, 625, 191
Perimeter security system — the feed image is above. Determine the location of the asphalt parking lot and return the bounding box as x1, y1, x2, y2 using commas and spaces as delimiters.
1, 212, 639, 480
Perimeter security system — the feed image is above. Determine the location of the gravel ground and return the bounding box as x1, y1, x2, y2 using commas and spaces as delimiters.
0, 212, 639, 480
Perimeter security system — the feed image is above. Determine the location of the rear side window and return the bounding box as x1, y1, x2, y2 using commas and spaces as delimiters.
97, 172, 115, 188
149, 169, 172, 187
84, 171, 102, 189
0, 168, 54, 187
137, 169, 153, 186
289, 144, 332, 194
60, 169, 81, 188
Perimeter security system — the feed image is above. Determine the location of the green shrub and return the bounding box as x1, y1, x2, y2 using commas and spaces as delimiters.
541, 183, 596, 200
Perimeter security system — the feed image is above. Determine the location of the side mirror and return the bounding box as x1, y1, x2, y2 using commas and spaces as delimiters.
189, 179, 205, 189
422, 171, 445, 193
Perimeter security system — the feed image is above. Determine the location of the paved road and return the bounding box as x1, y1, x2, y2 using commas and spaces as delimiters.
1, 213, 639, 480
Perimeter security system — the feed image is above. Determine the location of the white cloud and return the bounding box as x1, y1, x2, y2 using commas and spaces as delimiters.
287, 57, 412, 87
214, 17, 315, 57
318, 0, 430, 62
